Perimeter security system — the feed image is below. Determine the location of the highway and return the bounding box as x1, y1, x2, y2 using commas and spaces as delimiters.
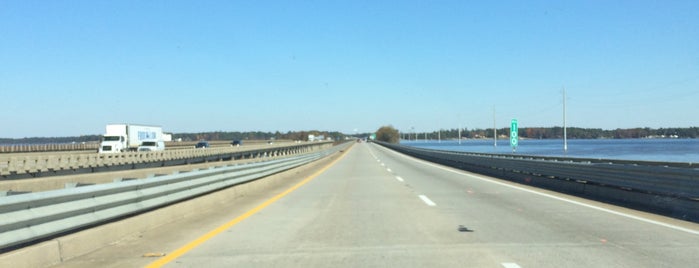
57, 142, 699, 267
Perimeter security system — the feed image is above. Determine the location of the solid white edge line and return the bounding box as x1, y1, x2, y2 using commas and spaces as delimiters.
501, 263, 521, 268
373, 144, 699, 236
418, 195, 437, 206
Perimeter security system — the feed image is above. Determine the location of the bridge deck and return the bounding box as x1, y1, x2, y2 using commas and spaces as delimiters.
54, 143, 699, 267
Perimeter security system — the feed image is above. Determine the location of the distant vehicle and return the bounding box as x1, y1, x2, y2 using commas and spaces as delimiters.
308, 134, 325, 142
99, 124, 164, 153
231, 140, 242, 147
195, 141, 210, 148
162, 133, 173, 142
137, 140, 165, 152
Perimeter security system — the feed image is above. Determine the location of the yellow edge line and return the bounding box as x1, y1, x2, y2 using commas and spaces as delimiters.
146, 146, 352, 267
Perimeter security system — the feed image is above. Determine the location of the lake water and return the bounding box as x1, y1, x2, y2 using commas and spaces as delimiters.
401, 139, 699, 163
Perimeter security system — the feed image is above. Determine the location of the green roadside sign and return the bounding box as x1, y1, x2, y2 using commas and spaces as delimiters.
510, 119, 518, 148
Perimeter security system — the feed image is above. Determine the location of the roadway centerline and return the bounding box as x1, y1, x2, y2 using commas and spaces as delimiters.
395, 176, 404, 182
418, 195, 437, 206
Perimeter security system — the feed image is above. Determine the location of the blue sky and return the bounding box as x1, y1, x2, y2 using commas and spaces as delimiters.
1, 1, 698, 138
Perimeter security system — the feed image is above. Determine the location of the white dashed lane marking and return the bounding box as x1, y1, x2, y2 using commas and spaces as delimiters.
418, 195, 436, 207
502, 263, 521, 268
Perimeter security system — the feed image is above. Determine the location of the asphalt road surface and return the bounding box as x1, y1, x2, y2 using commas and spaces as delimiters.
61, 142, 699, 267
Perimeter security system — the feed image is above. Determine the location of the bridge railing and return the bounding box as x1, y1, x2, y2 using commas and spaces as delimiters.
0, 142, 350, 251
0, 142, 333, 180
0, 140, 288, 153
0, 143, 100, 153
374, 141, 699, 222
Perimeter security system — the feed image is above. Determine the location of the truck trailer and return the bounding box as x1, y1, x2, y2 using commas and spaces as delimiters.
98, 124, 164, 153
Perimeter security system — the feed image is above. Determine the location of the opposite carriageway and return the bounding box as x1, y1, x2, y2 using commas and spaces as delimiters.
0, 142, 336, 197
0, 141, 333, 182
0, 140, 263, 154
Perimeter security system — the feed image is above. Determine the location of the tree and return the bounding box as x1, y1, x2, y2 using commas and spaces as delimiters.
376, 125, 400, 143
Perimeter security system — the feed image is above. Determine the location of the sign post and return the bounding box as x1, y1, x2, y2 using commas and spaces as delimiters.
510, 119, 518, 152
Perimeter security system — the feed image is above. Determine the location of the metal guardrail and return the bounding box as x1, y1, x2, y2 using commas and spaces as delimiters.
374, 141, 699, 222
0, 143, 349, 251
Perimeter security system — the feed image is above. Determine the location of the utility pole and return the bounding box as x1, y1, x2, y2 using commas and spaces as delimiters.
563, 87, 568, 153
493, 106, 497, 147
458, 127, 462, 144
457, 115, 462, 144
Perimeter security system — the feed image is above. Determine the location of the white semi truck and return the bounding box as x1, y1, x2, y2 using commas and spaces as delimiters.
98, 124, 165, 153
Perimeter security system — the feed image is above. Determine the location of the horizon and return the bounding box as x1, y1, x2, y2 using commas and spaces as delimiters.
2, 125, 697, 140
2, 1, 698, 138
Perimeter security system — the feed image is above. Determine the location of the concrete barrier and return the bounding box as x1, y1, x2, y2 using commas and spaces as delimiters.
0, 159, 9, 176
1, 142, 333, 180
0, 143, 99, 153
0, 140, 289, 153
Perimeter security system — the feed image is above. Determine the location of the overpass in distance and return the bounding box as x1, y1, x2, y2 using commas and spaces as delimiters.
4, 142, 699, 267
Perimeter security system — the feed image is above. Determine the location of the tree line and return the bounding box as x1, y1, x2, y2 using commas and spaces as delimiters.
408, 127, 699, 140
0, 135, 102, 145
172, 130, 348, 142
